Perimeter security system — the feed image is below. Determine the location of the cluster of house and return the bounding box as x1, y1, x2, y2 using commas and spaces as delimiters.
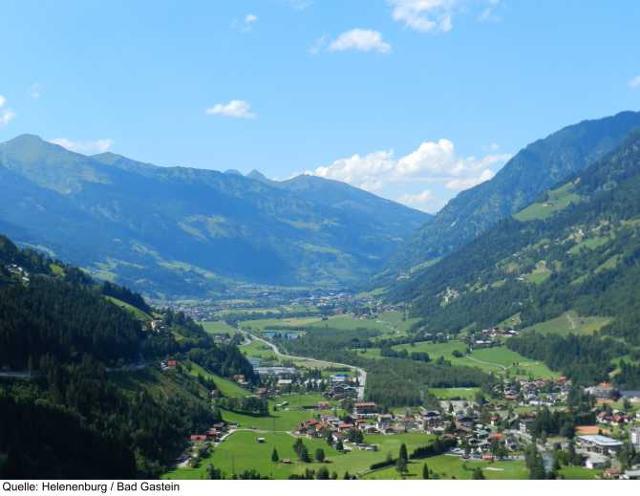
188, 422, 230, 444
6, 263, 30, 284
324, 374, 360, 400
498, 377, 571, 405
292, 399, 524, 461
466, 327, 519, 349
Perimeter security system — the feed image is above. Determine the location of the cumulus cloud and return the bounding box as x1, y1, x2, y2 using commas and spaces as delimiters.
310, 139, 510, 211
388, 0, 455, 33
629, 75, 640, 89
50, 138, 114, 154
327, 29, 391, 53
0, 95, 16, 127
445, 168, 494, 190
398, 189, 436, 211
389, 0, 502, 32
206, 100, 256, 119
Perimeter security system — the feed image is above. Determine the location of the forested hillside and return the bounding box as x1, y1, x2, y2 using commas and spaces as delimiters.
0, 235, 255, 478
388, 111, 640, 277
0, 135, 427, 297
391, 131, 640, 387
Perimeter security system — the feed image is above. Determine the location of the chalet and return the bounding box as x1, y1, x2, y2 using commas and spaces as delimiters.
354, 402, 378, 417
377, 414, 393, 431
189, 434, 207, 442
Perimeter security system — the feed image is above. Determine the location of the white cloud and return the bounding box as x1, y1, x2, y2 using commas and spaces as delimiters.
327, 29, 391, 54
389, 0, 502, 32
0, 95, 16, 127
50, 138, 114, 154
629, 75, 640, 89
445, 168, 494, 190
233, 13, 258, 32
398, 189, 436, 212
205, 100, 256, 119
478, 0, 501, 22
310, 139, 511, 210
388, 0, 456, 33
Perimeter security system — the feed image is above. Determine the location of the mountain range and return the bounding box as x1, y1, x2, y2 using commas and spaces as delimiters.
386, 111, 640, 279
0, 135, 428, 298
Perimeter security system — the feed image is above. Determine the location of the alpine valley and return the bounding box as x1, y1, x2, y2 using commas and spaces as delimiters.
3, 110, 640, 480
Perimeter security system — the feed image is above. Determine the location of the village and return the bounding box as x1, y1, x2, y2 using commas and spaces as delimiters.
173, 352, 640, 480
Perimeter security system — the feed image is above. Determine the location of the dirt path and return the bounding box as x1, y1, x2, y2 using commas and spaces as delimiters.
464, 355, 507, 370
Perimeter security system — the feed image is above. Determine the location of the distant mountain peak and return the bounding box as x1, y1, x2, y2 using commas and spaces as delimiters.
6, 133, 46, 145
246, 169, 270, 183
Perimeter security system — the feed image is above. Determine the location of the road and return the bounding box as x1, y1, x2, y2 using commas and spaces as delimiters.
240, 329, 367, 400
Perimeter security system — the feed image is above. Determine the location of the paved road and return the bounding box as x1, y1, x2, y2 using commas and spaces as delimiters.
0, 370, 36, 379
240, 329, 367, 400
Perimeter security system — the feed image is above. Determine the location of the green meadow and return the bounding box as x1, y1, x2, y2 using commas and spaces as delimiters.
522, 311, 611, 336
200, 320, 238, 335
164, 431, 436, 480
364, 454, 529, 480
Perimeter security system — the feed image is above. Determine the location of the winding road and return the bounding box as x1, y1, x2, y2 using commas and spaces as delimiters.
239, 329, 367, 400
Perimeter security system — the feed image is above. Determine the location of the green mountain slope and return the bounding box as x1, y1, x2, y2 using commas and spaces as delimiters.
389, 111, 640, 276
0, 135, 428, 297
0, 234, 256, 477
391, 131, 640, 385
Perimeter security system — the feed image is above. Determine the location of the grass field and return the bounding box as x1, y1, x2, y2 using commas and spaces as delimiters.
460, 346, 558, 378
394, 340, 467, 358
357, 339, 556, 379
221, 393, 329, 432
525, 261, 552, 285
186, 363, 252, 399
104, 296, 151, 321
514, 182, 581, 222
364, 454, 528, 480
558, 465, 602, 480
522, 311, 611, 336
429, 387, 480, 400
242, 316, 325, 331
200, 320, 238, 335
164, 431, 436, 480
240, 339, 280, 361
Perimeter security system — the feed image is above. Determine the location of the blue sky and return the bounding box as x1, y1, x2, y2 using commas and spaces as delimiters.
1, 0, 639, 212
